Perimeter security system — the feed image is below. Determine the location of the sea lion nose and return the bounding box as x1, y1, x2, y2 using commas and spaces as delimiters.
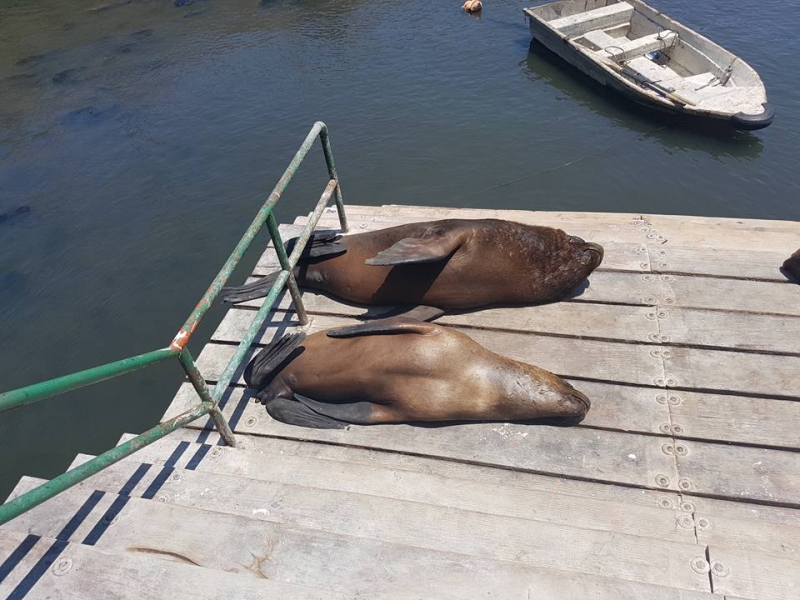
583, 242, 604, 265
562, 388, 591, 417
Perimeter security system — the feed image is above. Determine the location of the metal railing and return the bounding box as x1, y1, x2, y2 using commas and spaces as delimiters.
0, 121, 348, 525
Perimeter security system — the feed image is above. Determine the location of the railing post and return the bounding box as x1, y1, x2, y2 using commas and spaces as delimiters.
317, 121, 348, 233
177, 349, 237, 447
266, 213, 309, 326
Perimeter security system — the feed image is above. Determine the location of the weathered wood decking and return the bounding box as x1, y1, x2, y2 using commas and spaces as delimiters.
2, 205, 799, 599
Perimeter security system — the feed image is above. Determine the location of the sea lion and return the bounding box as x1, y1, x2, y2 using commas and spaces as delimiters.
223, 218, 604, 320
243, 317, 591, 429
783, 249, 800, 283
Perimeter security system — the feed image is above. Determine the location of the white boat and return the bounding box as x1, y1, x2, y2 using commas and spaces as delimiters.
523, 0, 774, 129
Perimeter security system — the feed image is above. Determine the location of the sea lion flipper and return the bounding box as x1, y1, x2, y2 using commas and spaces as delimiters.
360, 305, 445, 322
286, 232, 347, 260
365, 229, 462, 266
244, 331, 307, 390
293, 394, 374, 425
264, 396, 349, 429
221, 271, 280, 304
326, 317, 436, 338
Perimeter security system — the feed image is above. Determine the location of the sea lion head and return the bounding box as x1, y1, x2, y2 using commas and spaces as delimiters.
530, 232, 603, 302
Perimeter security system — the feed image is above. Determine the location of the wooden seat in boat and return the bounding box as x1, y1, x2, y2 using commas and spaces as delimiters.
549, 2, 634, 38
584, 30, 678, 62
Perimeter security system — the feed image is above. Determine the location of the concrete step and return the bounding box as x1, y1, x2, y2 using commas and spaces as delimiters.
1, 475, 714, 600
0, 528, 347, 600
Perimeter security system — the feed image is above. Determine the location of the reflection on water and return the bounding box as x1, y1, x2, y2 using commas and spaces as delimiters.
521, 41, 764, 161
0, 0, 798, 499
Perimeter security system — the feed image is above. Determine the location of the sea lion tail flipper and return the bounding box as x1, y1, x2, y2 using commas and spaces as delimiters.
294, 394, 374, 425
326, 317, 436, 338
243, 331, 307, 390
221, 272, 280, 304
264, 396, 349, 429
286, 231, 347, 260
365, 229, 461, 265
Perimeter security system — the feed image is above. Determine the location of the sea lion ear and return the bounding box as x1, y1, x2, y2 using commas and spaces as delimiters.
365, 228, 462, 266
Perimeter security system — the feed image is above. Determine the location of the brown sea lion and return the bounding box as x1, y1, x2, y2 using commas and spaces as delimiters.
243, 317, 591, 429
783, 249, 800, 283
223, 219, 604, 319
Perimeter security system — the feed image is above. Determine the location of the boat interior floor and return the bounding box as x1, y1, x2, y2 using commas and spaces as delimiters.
569, 21, 750, 109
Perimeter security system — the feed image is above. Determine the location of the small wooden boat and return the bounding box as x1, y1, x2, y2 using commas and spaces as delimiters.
523, 0, 774, 130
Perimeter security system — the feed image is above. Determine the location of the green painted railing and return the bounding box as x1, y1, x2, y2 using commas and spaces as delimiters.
0, 121, 348, 525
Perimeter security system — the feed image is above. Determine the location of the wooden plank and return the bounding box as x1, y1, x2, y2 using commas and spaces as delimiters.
294, 290, 663, 344
194, 341, 670, 435
130, 430, 684, 511
308, 212, 651, 272
115, 443, 694, 543
0, 530, 340, 600
550, 2, 634, 37
254, 222, 800, 315
664, 346, 800, 398
346, 205, 800, 248
688, 495, 800, 529
675, 440, 800, 506
243, 270, 800, 320
653, 243, 792, 281
166, 383, 680, 490
196, 340, 800, 448
0, 489, 714, 600
655, 274, 800, 317
656, 306, 800, 354
707, 546, 800, 600
211, 306, 800, 397
695, 512, 800, 559
327, 212, 792, 281
138, 430, 800, 529
46, 460, 711, 592
670, 390, 800, 449
210, 309, 666, 387
234, 279, 800, 354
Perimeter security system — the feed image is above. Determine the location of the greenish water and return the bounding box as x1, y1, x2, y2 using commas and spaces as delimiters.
1, 0, 798, 499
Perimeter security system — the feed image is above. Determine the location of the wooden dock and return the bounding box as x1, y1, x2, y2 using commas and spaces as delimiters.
2, 205, 799, 599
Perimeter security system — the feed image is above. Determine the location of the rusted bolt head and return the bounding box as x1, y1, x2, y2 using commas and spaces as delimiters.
655, 474, 670, 487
